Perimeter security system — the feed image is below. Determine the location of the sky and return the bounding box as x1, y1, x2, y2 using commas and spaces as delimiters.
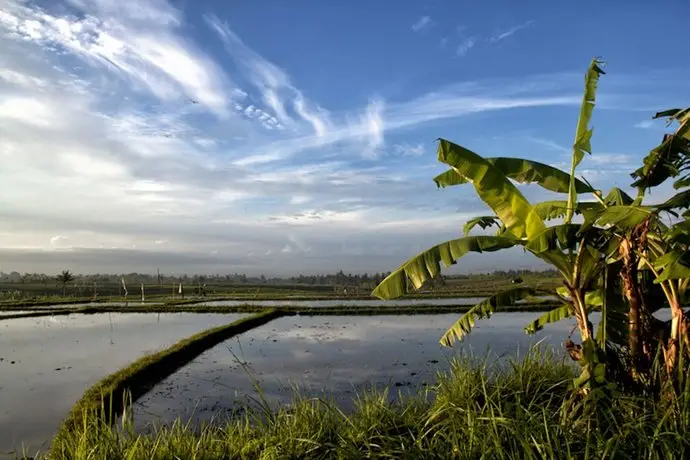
0, 0, 689, 276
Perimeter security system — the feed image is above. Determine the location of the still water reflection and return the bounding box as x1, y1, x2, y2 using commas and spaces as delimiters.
134, 312, 579, 430
0, 312, 247, 456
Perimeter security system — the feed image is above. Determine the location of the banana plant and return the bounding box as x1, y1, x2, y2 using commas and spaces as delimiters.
373, 57, 690, 393
613, 108, 690, 380
373, 59, 614, 392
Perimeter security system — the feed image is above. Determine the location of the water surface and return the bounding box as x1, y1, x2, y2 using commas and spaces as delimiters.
195, 297, 486, 307
134, 312, 578, 430
0, 312, 247, 456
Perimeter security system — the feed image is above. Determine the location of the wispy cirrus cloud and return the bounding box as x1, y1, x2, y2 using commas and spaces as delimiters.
489, 20, 535, 43
411, 15, 434, 34
0, 0, 233, 116
205, 14, 330, 137
0, 0, 674, 276
634, 119, 656, 129
456, 37, 477, 57
392, 142, 426, 157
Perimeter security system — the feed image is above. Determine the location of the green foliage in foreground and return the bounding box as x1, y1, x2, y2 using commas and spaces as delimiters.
373, 58, 690, 395
39, 349, 690, 460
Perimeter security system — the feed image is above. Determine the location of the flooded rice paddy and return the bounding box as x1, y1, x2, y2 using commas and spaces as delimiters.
0, 304, 589, 456
194, 297, 486, 307
133, 313, 578, 430
0, 312, 248, 456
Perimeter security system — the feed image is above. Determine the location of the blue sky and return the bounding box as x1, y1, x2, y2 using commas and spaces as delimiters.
0, 0, 688, 276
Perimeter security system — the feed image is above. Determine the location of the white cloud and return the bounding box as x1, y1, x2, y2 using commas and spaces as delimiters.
411, 16, 433, 34
362, 98, 385, 158
0, 97, 56, 127
489, 20, 535, 43
524, 136, 570, 154
587, 154, 634, 165
290, 195, 312, 205
205, 14, 331, 136
634, 120, 654, 129
456, 37, 476, 57
393, 142, 426, 157
0, 68, 48, 88
50, 235, 67, 245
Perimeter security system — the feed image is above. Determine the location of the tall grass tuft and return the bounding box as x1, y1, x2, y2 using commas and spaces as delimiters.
40, 346, 690, 459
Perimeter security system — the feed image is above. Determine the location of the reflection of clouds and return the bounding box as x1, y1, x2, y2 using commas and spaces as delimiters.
0, 312, 250, 452
136, 313, 575, 431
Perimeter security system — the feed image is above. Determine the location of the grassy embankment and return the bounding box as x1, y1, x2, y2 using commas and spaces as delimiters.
0, 300, 559, 321
49, 309, 282, 456
42, 347, 690, 459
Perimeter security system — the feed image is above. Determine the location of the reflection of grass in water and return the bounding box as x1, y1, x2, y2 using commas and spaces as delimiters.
42, 345, 690, 459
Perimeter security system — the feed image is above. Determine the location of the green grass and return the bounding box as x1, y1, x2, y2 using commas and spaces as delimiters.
50, 309, 284, 456
39, 347, 690, 459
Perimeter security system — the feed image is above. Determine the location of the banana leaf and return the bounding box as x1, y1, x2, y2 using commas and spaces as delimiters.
525, 304, 573, 335
534, 201, 603, 221
655, 189, 690, 211
372, 235, 517, 300
566, 59, 605, 223
437, 139, 546, 239
441, 287, 536, 346
434, 159, 593, 194
594, 206, 655, 230
463, 216, 501, 235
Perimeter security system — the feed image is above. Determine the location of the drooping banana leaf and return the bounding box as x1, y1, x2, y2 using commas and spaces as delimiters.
534, 201, 603, 221
530, 250, 575, 280
654, 107, 690, 141
437, 139, 546, 239
673, 176, 690, 190
631, 134, 690, 190
440, 287, 536, 346
594, 205, 655, 230
653, 250, 690, 282
525, 304, 573, 335
655, 189, 690, 211
603, 187, 634, 206
524, 287, 607, 337
579, 244, 605, 286
463, 216, 501, 235
433, 159, 593, 194
597, 263, 628, 348
664, 221, 690, 245
525, 224, 583, 253
489, 158, 594, 194
372, 235, 517, 300
566, 59, 605, 223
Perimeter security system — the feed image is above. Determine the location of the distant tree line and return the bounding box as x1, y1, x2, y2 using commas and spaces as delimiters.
0, 268, 559, 288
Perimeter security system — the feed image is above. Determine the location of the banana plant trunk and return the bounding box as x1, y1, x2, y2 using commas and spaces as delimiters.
620, 239, 643, 365
666, 297, 684, 376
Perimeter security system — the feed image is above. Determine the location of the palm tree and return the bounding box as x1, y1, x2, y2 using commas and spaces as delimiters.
57, 270, 74, 297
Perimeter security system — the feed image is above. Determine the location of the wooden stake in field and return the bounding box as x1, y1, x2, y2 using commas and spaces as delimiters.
141, 283, 145, 302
